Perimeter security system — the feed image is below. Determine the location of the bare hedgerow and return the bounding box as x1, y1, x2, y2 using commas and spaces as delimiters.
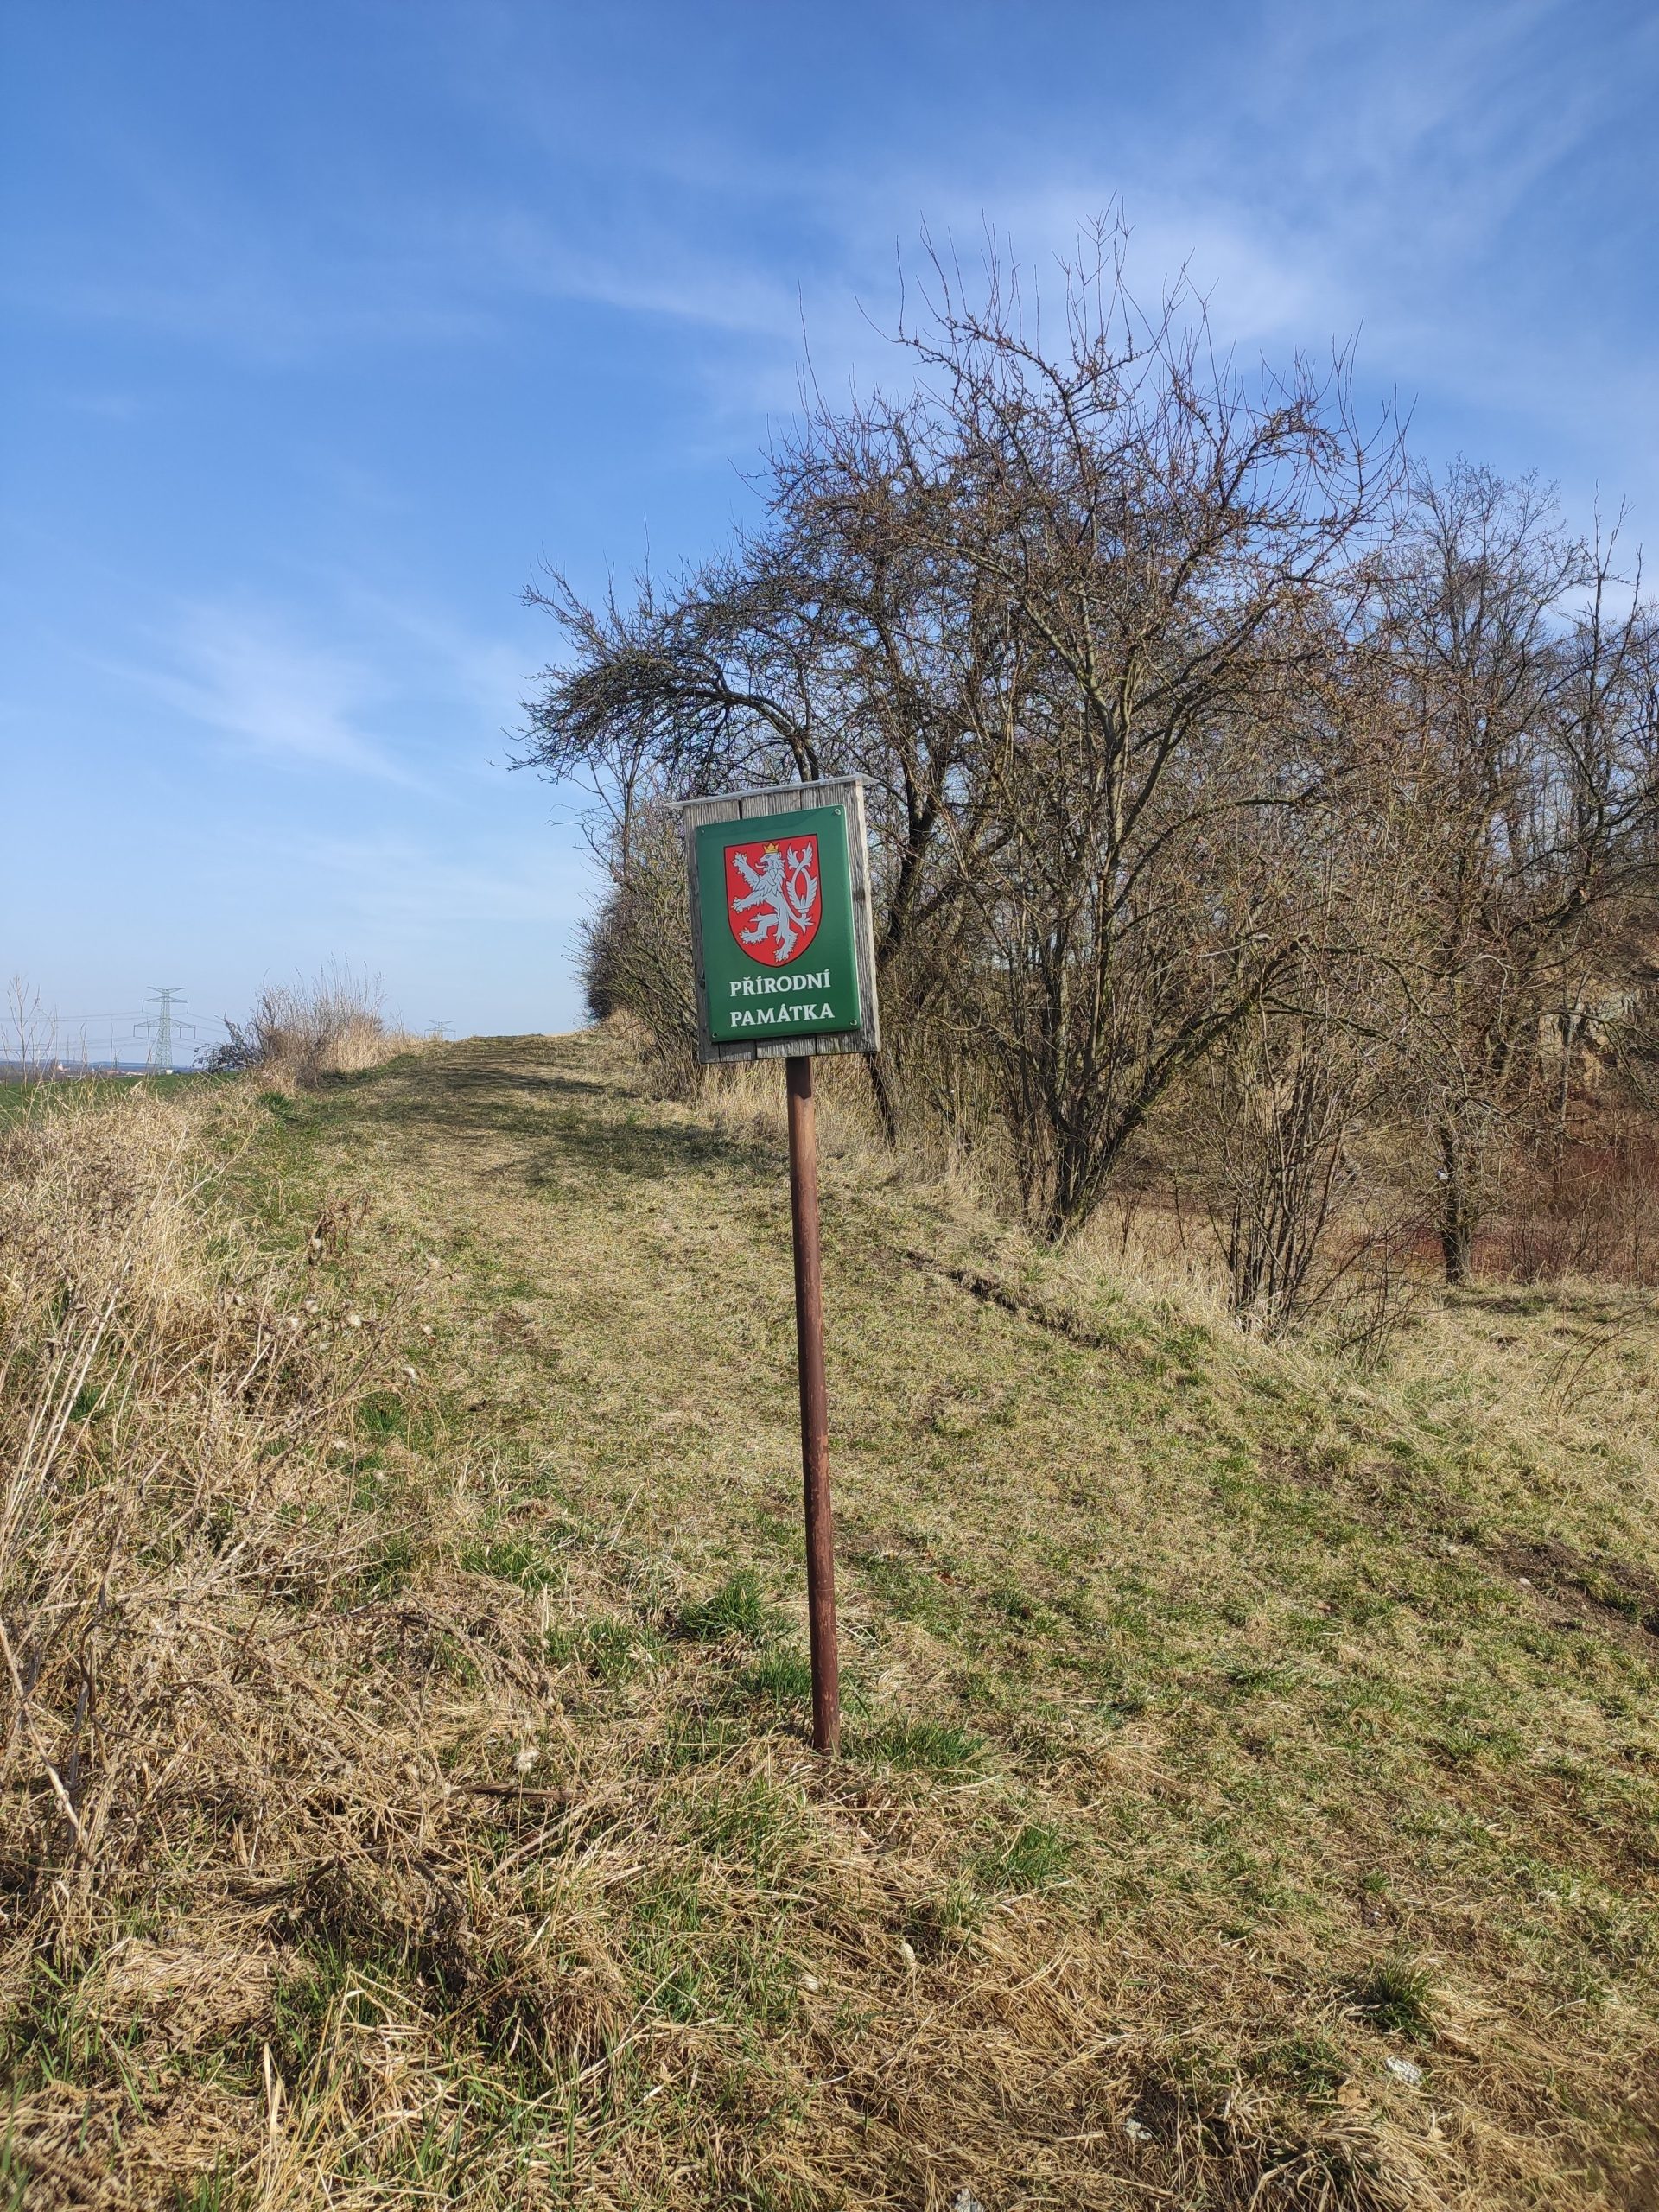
520, 219, 1659, 1304
577, 804, 702, 1096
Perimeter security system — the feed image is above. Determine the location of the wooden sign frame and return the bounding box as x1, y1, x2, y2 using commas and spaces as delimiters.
677, 778, 880, 1065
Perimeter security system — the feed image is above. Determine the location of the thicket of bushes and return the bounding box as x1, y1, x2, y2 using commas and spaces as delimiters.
521, 226, 1659, 1333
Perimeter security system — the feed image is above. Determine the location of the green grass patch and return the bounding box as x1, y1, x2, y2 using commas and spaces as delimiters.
859, 1718, 981, 1771
976, 1820, 1071, 1891
678, 1569, 779, 1644
1344, 1957, 1437, 2042
741, 1648, 814, 1706
461, 1535, 563, 1590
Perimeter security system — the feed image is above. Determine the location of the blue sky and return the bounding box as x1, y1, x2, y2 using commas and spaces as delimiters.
3, 0, 1656, 1049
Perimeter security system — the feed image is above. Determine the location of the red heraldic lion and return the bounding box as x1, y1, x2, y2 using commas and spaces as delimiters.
724, 836, 822, 966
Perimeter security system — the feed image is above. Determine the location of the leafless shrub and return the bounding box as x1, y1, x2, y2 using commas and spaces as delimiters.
4, 975, 57, 1081
205, 959, 421, 1088
1204, 1002, 1370, 1339
1194, 793, 1421, 1339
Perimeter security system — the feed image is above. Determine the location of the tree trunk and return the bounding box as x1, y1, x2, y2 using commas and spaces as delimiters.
865, 1052, 899, 1147
1437, 1120, 1473, 1287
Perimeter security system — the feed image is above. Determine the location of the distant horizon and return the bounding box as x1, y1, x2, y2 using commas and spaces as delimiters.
0, 1017, 592, 1080
5, 0, 1656, 1033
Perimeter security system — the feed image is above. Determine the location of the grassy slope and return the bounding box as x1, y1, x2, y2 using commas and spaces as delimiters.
7, 1031, 1659, 2210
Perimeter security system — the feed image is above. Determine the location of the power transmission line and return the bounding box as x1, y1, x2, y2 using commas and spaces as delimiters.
135, 988, 196, 1074
14, 1009, 140, 1071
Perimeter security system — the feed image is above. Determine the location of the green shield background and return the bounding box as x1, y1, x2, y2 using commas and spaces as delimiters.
694, 804, 863, 1046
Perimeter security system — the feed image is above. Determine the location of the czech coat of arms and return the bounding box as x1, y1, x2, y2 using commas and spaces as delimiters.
724, 836, 822, 965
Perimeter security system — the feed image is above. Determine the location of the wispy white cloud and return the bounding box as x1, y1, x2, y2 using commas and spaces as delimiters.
101, 586, 541, 790
288, 829, 596, 931
16, 0, 1651, 537
483, 210, 800, 339
16, 0, 1651, 424
113, 603, 417, 782
418, 0, 1649, 451
336, 585, 538, 728
809, 2, 1658, 523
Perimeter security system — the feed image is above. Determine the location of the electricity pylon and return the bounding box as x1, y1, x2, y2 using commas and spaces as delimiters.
136, 988, 196, 1074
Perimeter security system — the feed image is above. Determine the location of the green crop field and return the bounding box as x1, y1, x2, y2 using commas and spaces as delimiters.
0, 1071, 207, 1129
3, 1033, 1656, 2209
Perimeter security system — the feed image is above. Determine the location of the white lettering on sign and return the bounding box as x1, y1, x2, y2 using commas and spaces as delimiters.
729, 969, 830, 999
728, 1002, 836, 1029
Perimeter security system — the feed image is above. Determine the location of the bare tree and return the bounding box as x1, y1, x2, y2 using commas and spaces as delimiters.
1375, 466, 1656, 1281
521, 224, 1395, 1233
861, 231, 1395, 1236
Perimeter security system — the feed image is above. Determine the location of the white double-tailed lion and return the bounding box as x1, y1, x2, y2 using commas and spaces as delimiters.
731, 842, 818, 961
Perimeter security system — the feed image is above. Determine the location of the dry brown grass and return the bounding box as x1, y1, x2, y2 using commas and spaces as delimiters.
0, 1082, 432, 2198
2, 1036, 1656, 2209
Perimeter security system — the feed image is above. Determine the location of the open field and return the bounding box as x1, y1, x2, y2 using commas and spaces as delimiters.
0, 1074, 205, 1129
3, 1031, 1657, 2209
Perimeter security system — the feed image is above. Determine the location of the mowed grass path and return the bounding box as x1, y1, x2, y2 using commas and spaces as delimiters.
242, 1028, 1657, 2208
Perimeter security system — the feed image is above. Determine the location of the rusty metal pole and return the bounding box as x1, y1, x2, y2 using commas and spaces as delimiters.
785, 1052, 840, 1756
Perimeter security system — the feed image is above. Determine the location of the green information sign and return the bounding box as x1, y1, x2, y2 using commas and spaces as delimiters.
677, 778, 879, 1753
692, 804, 863, 1046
